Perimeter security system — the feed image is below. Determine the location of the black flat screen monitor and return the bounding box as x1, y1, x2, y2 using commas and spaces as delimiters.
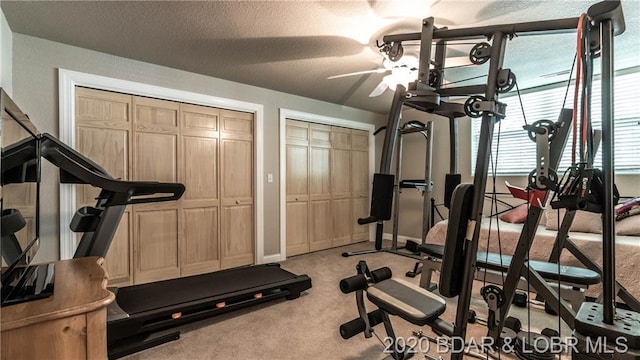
1, 88, 53, 306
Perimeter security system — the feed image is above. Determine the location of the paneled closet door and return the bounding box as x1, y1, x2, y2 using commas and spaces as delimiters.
132, 96, 181, 284
330, 126, 352, 247
220, 110, 255, 269
74, 87, 133, 286
180, 103, 221, 276
309, 124, 332, 252
285, 120, 310, 256
351, 129, 370, 243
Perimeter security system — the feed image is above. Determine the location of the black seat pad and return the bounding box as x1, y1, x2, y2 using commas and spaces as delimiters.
418, 243, 600, 286
367, 278, 446, 326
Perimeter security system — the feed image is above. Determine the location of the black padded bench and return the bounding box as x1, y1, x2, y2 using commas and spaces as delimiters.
339, 264, 455, 359
418, 243, 601, 310
367, 278, 446, 326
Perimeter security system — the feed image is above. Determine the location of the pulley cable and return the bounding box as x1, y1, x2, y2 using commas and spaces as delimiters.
514, 81, 528, 126
572, 13, 588, 165
562, 53, 577, 110
443, 74, 487, 86
483, 120, 503, 286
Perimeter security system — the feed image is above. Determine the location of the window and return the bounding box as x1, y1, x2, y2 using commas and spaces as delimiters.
471, 70, 640, 176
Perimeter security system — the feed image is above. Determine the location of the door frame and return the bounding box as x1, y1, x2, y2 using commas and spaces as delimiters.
58, 69, 265, 263
279, 109, 375, 260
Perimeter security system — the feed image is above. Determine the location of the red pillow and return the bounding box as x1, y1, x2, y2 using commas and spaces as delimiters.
499, 203, 529, 224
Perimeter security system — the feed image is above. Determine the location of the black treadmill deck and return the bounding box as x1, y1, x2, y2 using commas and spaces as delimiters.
108, 263, 311, 358
116, 263, 305, 314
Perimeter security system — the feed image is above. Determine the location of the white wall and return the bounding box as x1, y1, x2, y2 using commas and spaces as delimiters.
1, 8, 13, 95
11, 33, 386, 262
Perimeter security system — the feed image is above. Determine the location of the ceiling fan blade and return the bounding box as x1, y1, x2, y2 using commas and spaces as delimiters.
369, 81, 389, 97
327, 68, 388, 80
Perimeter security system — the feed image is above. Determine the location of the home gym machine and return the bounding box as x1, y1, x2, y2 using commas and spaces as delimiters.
405, 111, 464, 278
341, 2, 637, 359
342, 120, 434, 258
0, 98, 312, 358
347, 102, 466, 260
418, 109, 605, 323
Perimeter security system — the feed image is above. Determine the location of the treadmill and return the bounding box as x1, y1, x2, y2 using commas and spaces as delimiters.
5, 128, 312, 358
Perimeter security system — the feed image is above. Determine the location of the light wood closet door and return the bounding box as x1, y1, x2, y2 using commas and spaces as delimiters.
220, 110, 254, 269
351, 130, 370, 242
132, 96, 181, 284
285, 120, 309, 256
180, 103, 220, 276
331, 127, 352, 247
74, 88, 133, 286
309, 124, 332, 252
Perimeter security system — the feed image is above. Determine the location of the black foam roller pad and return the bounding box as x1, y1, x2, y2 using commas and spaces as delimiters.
339, 274, 368, 294
339, 309, 384, 339
370, 267, 392, 283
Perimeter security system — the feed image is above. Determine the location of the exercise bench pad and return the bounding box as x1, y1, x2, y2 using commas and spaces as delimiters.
367, 278, 446, 326
419, 244, 600, 286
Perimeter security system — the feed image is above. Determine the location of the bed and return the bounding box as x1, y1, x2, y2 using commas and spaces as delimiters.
424, 208, 640, 301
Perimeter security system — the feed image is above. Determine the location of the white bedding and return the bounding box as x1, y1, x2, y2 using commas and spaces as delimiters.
425, 218, 640, 300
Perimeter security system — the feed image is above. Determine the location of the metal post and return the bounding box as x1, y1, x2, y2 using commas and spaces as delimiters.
451, 32, 506, 357
600, 18, 616, 325
373, 85, 406, 251
379, 85, 405, 173
392, 131, 403, 250
422, 121, 434, 243
449, 117, 459, 174
418, 18, 435, 89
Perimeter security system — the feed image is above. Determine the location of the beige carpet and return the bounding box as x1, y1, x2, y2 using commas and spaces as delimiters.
123, 242, 571, 360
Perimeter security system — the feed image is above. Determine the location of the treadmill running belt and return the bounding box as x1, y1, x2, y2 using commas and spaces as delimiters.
117, 264, 301, 314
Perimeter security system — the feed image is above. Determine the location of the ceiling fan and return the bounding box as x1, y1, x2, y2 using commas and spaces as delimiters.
327, 53, 420, 97
327, 45, 475, 97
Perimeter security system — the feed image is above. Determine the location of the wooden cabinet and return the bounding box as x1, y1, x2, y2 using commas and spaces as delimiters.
351, 129, 370, 242
285, 120, 310, 256
180, 103, 220, 276
284, 120, 369, 255
132, 97, 181, 284
220, 110, 254, 269
75, 88, 133, 286
74, 88, 255, 285
1, 257, 114, 360
309, 124, 332, 252
331, 126, 352, 246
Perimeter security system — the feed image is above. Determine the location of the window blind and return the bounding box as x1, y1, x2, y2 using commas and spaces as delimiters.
471, 70, 640, 176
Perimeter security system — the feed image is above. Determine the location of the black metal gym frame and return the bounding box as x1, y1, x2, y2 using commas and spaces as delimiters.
358, 3, 633, 359
405, 113, 462, 278
342, 120, 435, 259
550, 212, 640, 313
573, 2, 640, 355
393, 121, 434, 250
485, 2, 640, 353
545, 138, 640, 313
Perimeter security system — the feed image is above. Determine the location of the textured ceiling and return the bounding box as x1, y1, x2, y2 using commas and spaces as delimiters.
2, 0, 639, 114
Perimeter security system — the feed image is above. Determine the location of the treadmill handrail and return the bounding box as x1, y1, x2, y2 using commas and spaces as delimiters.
40, 133, 185, 206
